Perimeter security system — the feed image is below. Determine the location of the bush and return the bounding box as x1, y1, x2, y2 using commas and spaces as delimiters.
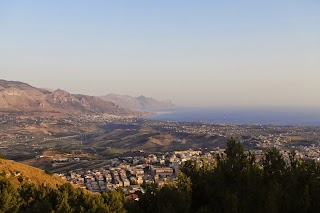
45, 170, 53, 176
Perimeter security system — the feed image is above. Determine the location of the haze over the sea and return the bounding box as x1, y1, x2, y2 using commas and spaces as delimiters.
1, 1, 320, 108
149, 107, 320, 126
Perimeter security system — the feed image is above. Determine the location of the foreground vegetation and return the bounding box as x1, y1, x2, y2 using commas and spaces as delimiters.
0, 158, 126, 213
2, 138, 320, 212
127, 138, 320, 213
0, 179, 126, 213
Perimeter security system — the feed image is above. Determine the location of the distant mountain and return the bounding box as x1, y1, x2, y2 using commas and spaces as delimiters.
100, 93, 174, 111
0, 80, 134, 116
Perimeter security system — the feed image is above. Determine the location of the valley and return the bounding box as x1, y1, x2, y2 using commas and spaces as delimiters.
1, 112, 320, 174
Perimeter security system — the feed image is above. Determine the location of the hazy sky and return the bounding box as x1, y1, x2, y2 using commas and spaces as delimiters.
1, 1, 319, 107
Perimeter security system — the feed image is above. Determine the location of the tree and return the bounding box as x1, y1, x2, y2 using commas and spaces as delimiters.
101, 188, 126, 213
0, 177, 21, 213
262, 147, 286, 182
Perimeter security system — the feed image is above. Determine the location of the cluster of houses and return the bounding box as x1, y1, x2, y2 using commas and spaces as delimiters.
55, 149, 213, 193
55, 145, 320, 195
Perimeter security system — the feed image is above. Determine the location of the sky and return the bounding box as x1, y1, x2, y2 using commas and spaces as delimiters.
0, 0, 319, 107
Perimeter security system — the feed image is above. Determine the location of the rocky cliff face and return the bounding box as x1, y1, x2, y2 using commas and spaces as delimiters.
0, 80, 132, 116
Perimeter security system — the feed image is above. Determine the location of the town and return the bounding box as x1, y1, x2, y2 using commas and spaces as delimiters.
55, 149, 211, 193
1, 113, 320, 193
54, 144, 320, 193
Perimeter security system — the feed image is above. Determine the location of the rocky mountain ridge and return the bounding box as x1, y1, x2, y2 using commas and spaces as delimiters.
100, 93, 174, 111
0, 80, 132, 116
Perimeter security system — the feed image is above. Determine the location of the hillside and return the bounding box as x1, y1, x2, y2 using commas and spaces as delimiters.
0, 158, 127, 213
0, 80, 132, 116
0, 158, 65, 187
100, 93, 174, 111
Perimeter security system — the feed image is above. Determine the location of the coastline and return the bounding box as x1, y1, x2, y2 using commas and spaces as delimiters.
145, 107, 320, 126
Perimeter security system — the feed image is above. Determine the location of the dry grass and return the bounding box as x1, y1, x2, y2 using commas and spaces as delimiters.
149, 134, 175, 146
0, 158, 66, 188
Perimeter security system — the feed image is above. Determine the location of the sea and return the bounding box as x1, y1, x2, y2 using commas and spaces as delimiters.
148, 107, 320, 126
